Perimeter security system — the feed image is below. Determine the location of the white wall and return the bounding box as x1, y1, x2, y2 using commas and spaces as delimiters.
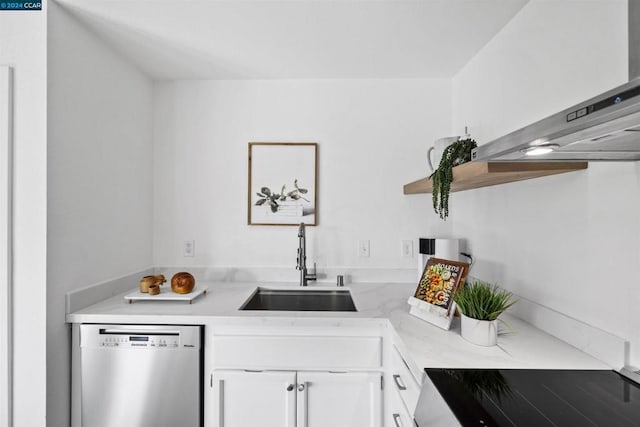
0, 8, 47, 427
450, 0, 640, 365
453, 0, 628, 143
153, 79, 452, 279
47, 3, 154, 426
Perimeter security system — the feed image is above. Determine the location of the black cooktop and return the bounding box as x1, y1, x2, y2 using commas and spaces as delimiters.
425, 369, 640, 427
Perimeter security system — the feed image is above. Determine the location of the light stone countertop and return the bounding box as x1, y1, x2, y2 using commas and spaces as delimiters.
66, 281, 609, 371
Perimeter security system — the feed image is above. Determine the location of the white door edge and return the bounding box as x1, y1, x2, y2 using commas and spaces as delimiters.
0, 65, 13, 427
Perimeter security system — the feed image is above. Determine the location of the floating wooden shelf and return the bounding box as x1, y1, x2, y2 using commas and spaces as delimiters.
403, 161, 588, 194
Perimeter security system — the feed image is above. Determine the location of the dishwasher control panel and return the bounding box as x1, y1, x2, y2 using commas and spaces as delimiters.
100, 335, 180, 348
80, 324, 201, 350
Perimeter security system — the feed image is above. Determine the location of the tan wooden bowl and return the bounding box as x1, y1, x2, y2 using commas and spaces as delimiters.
139, 274, 167, 293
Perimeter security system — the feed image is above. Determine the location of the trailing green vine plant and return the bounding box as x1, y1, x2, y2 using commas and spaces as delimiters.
431, 138, 477, 220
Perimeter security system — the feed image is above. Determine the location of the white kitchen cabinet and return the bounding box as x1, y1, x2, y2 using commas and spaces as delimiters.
212, 370, 297, 427
384, 340, 424, 427
296, 371, 381, 427
213, 370, 381, 427
209, 327, 384, 427
390, 345, 421, 415
211, 334, 382, 370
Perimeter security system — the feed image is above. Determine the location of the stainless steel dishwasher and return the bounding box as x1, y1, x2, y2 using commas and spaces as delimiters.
77, 324, 203, 427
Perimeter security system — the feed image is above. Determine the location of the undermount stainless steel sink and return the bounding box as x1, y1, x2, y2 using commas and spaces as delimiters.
239, 288, 357, 312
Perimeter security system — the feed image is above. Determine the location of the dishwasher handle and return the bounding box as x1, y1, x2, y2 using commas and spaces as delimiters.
100, 328, 180, 337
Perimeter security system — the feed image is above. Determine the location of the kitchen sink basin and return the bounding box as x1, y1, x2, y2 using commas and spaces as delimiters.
239, 288, 357, 312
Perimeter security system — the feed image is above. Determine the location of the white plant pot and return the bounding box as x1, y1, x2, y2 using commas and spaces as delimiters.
460, 313, 498, 346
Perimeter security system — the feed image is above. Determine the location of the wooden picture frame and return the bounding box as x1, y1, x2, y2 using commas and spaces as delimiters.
248, 142, 318, 226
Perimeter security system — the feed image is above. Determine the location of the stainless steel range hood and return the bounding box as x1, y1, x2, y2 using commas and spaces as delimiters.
471, 78, 640, 161
471, 2, 640, 162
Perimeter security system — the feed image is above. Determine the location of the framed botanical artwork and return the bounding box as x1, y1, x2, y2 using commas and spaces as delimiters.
248, 142, 318, 226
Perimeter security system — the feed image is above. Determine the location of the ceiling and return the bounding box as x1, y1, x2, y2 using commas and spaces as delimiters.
54, 0, 529, 80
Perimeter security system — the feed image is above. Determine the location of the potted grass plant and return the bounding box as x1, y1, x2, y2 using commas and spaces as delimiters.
452, 280, 517, 346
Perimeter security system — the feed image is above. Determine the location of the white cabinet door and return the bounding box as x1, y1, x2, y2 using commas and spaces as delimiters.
296, 372, 382, 427
213, 370, 296, 427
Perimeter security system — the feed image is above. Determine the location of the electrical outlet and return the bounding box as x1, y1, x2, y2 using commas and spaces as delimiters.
357, 240, 370, 257
401, 240, 414, 258
183, 240, 195, 257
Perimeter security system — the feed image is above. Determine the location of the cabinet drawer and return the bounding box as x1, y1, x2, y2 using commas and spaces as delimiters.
388, 385, 415, 427
389, 409, 414, 427
391, 346, 421, 415
212, 335, 382, 369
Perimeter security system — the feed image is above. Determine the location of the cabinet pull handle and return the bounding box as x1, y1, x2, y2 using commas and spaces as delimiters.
286, 384, 294, 391
392, 413, 404, 427
393, 374, 407, 391
298, 383, 305, 392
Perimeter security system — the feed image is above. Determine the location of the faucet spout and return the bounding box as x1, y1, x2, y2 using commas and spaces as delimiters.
296, 222, 316, 286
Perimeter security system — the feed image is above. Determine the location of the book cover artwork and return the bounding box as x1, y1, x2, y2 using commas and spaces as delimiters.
414, 257, 470, 312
